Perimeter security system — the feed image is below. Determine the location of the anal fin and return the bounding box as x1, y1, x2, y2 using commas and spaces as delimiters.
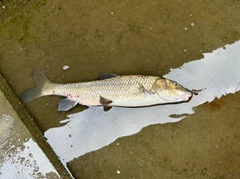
103, 106, 112, 112
58, 98, 78, 111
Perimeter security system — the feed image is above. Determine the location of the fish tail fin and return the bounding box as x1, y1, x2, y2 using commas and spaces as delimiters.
21, 70, 52, 102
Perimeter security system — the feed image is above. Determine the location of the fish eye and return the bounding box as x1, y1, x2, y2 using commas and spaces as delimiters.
173, 82, 178, 86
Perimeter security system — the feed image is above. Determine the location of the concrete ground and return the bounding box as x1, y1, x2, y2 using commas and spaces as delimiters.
0, 73, 71, 178
1, 0, 240, 178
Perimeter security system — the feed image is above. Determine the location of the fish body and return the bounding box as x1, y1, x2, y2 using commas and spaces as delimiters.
21, 70, 193, 111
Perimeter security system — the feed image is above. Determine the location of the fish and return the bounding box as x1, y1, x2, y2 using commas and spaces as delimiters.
20, 70, 196, 111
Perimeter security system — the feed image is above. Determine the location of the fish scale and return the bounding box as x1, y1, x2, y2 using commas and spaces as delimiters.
55, 75, 158, 105
21, 70, 193, 111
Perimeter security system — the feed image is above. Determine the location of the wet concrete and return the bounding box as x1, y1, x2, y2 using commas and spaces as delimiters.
1, 0, 240, 178
69, 93, 240, 178
0, 74, 71, 178
44, 40, 240, 167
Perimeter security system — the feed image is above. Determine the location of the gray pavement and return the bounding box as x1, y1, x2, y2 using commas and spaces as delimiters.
0, 73, 72, 179
1, 1, 240, 178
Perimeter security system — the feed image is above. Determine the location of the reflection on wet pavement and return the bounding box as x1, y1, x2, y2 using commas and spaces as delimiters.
45, 40, 240, 167
0, 115, 60, 178
0, 114, 13, 147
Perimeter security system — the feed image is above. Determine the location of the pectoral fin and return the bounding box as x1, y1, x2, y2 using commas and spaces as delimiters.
58, 98, 78, 111
139, 85, 155, 95
99, 96, 112, 105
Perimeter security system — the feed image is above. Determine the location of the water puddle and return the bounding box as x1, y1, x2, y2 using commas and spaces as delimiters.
0, 114, 60, 178
45, 40, 240, 166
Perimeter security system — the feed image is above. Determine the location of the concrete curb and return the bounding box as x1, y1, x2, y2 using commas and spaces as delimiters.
0, 72, 72, 179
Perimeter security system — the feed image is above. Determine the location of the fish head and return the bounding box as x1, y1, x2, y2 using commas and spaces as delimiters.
153, 78, 193, 102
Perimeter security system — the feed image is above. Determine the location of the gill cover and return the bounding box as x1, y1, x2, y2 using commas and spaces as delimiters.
152, 78, 189, 102
152, 78, 169, 101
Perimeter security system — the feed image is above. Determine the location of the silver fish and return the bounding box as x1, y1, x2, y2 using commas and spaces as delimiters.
21, 70, 194, 111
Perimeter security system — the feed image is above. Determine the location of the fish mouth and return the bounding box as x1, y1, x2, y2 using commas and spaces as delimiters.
187, 93, 193, 101
173, 92, 192, 102
182, 91, 193, 101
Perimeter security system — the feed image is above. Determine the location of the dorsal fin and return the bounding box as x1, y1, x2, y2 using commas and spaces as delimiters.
99, 73, 118, 80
